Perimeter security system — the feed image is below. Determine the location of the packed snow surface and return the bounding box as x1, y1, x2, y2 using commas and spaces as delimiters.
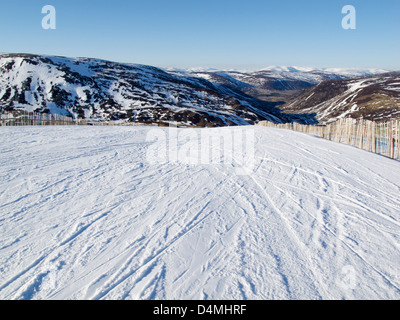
0, 125, 400, 300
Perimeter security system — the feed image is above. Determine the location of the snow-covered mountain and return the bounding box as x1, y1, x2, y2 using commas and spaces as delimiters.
281, 72, 400, 123
0, 125, 399, 299
1, 53, 393, 126
0, 53, 299, 127
259, 65, 388, 78
174, 66, 389, 108
173, 66, 388, 93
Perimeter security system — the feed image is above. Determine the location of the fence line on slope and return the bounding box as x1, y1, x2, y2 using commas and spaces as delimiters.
0, 110, 87, 126
1, 111, 399, 160
256, 118, 400, 160
0, 111, 165, 127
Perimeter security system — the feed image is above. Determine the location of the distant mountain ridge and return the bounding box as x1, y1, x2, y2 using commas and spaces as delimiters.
258, 65, 388, 76
173, 66, 389, 105
168, 65, 388, 76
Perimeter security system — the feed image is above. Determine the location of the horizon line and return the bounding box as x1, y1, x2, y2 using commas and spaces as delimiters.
0, 51, 397, 73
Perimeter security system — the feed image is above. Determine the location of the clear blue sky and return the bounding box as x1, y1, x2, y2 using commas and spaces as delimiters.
0, 0, 399, 70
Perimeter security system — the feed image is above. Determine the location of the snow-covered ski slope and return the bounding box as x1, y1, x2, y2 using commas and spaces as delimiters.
0, 125, 399, 300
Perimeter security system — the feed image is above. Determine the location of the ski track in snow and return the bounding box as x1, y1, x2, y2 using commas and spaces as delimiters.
0, 125, 400, 300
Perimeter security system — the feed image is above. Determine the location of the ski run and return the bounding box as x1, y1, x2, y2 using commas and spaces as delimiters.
0, 125, 399, 300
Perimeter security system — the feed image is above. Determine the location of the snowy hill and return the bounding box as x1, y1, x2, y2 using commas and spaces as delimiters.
2, 54, 389, 126
282, 72, 400, 123
0, 53, 297, 127
0, 125, 399, 300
